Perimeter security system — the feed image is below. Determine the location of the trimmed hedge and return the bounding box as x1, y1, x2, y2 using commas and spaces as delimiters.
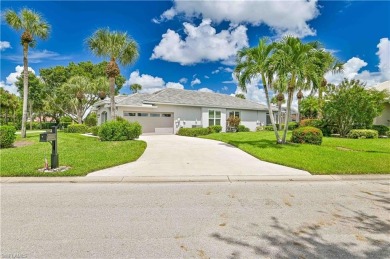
178, 127, 210, 137
67, 124, 89, 133
90, 126, 100, 136
237, 125, 250, 132
288, 122, 299, 130
208, 125, 222, 133
347, 129, 378, 139
291, 126, 323, 145
300, 119, 322, 128
98, 120, 142, 141
371, 125, 389, 136
0, 125, 16, 148
264, 125, 274, 131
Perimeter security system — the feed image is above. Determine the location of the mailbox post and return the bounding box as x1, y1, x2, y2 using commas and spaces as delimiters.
39, 126, 59, 169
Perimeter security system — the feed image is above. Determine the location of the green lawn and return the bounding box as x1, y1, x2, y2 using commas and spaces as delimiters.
0, 132, 146, 177
201, 131, 390, 174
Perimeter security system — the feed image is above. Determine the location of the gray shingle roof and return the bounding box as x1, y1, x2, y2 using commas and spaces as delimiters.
143, 88, 268, 110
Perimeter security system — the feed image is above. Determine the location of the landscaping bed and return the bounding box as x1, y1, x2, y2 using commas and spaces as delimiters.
201, 131, 390, 174
0, 132, 146, 177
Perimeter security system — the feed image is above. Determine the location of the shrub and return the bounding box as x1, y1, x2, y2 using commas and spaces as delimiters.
0, 126, 16, 148
84, 113, 97, 127
264, 125, 274, 131
371, 125, 389, 136
237, 125, 250, 132
291, 126, 323, 145
98, 120, 142, 141
90, 126, 100, 136
288, 122, 299, 130
209, 125, 222, 133
178, 127, 210, 137
300, 119, 322, 128
256, 126, 264, 131
227, 116, 241, 128
347, 129, 378, 139
67, 124, 89, 133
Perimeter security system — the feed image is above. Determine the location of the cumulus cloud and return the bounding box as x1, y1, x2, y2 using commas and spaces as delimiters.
127, 70, 184, 93
211, 69, 220, 74
326, 38, 390, 87
0, 41, 11, 51
191, 78, 201, 86
1, 65, 36, 95
179, 77, 188, 84
204, 75, 210, 79
198, 87, 214, 93
157, 0, 319, 38
166, 82, 184, 89
151, 19, 248, 65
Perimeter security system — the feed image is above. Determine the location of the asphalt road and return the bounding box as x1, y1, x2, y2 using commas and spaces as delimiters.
1, 180, 389, 258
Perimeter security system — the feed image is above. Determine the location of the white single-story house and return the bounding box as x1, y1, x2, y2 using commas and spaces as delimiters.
372, 81, 390, 126
93, 88, 272, 134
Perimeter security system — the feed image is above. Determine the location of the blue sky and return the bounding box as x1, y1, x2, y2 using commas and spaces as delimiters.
1, 0, 389, 103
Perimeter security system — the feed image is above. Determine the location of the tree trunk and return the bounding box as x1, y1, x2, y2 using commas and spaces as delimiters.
297, 99, 301, 123
262, 75, 281, 143
29, 101, 33, 130
278, 101, 282, 130
77, 100, 83, 124
282, 89, 294, 144
109, 76, 116, 120
21, 43, 29, 138
318, 87, 323, 119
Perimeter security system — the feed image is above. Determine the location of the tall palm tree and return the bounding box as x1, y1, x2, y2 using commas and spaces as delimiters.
5, 8, 50, 138
235, 38, 282, 143
87, 28, 139, 120
272, 36, 320, 143
130, 83, 142, 93
312, 50, 344, 119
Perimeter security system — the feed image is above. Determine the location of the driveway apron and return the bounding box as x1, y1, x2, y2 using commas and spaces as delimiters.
87, 135, 310, 177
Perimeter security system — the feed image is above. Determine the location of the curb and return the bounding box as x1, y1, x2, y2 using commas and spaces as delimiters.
1, 174, 389, 184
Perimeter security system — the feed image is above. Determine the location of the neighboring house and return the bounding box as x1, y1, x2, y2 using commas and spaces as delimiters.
373, 81, 390, 126
93, 88, 270, 134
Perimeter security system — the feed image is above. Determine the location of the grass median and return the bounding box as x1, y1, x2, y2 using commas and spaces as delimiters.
1, 132, 146, 177
201, 131, 390, 174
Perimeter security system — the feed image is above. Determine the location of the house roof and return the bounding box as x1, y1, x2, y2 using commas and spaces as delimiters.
94, 93, 152, 107
142, 88, 268, 110
372, 81, 390, 92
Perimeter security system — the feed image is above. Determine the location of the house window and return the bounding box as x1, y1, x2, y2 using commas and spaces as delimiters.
101, 111, 107, 123
150, 113, 160, 117
209, 110, 221, 126
229, 111, 240, 118
138, 113, 148, 117
124, 112, 136, 117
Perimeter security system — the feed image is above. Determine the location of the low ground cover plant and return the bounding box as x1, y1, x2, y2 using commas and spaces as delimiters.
0, 125, 16, 148
208, 125, 222, 133
371, 125, 389, 136
178, 127, 210, 137
347, 129, 378, 139
66, 124, 89, 133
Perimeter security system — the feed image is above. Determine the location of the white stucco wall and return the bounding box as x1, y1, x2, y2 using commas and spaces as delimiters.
97, 104, 267, 133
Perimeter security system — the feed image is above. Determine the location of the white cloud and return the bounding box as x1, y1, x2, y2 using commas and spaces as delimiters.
198, 87, 214, 93
179, 77, 188, 84
326, 38, 390, 87
127, 70, 185, 93
224, 67, 234, 73
1, 65, 36, 95
166, 82, 184, 89
221, 86, 228, 91
212, 69, 220, 74
158, 0, 319, 38
4, 49, 72, 63
191, 78, 201, 86
151, 19, 248, 65
204, 75, 210, 79
0, 41, 11, 51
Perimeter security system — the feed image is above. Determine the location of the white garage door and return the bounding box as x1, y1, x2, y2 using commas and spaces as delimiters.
123, 112, 174, 134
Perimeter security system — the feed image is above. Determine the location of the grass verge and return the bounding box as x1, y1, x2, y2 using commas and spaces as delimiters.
201, 131, 390, 174
0, 132, 146, 177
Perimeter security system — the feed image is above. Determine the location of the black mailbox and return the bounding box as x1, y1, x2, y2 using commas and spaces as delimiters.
40, 132, 56, 142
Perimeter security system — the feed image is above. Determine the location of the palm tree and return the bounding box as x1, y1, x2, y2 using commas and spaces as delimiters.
5, 8, 50, 138
312, 50, 344, 119
87, 28, 139, 120
235, 38, 282, 143
130, 83, 142, 93
272, 36, 320, 143
296, 89, 304, 122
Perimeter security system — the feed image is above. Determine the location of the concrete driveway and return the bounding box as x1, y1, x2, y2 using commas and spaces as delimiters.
87, 135, 310, 177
